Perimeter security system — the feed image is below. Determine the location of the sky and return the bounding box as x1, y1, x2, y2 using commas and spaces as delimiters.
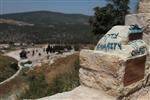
0, 0, 139, 15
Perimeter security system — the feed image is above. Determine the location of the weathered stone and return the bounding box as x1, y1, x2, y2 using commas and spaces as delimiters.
79, 25, 150, 98
125, 13, 150, 45
79, 49, 149, 97
126, 0, 150, 46
79, 68, 120, 97
138, 0, 150, 13
95, 26, 148, 58
80, 50, 121, 76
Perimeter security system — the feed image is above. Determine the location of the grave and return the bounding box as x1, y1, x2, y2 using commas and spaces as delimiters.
79, 25, 150, 97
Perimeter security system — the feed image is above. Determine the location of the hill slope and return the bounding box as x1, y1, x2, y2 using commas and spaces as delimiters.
0, 11, 94, 44
0, 55, 18, 82
0, 11, 89, 26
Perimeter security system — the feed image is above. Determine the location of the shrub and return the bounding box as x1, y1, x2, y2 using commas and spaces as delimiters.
10, 63, 18, 71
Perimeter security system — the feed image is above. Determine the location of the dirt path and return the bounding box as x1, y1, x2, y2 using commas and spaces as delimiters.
5, 48, 76, 67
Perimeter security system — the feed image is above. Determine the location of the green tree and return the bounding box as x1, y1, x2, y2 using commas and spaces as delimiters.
89, 0, 130, 36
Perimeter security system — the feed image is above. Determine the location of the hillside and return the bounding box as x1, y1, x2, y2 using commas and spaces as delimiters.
0, 11, 95, 44
0, 55, 18, 82
0, 52, 80, 99
0, 11, 89, 26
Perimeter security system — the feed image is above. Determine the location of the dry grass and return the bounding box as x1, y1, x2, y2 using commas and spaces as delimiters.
28, 53, 79, 84
0, 77, 26, 97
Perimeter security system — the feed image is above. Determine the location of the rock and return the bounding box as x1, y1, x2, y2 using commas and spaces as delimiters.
125, 13, 150, 45
125, 13, 150, 28
137, 90, 150, 100
122, 86, 150, 100
125, 0, 150, 45
95, 26, 148, 58
79, 25, 150, 97
138, 0, 150, 13
79, 49, 149, 97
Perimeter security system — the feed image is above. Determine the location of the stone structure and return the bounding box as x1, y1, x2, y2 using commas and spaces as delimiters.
125, 13, 150, 45
79, 25, 150, 98
138, 0, 150, 13
125, 0, 150, 45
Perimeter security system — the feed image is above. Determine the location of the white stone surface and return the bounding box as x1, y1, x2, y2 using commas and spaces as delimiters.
95, 26, 148, 58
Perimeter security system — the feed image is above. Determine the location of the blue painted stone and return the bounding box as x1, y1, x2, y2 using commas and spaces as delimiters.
129, 24, 143, 34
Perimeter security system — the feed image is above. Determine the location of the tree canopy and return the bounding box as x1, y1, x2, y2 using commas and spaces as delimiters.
89, 0, 130, 35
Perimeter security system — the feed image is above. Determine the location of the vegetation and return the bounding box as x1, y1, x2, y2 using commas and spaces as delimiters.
89, 0, 130, 35
19, 53, 80, 99
0, 55, 18, 82
47, 59, 80, 95
0, 11, 96, 44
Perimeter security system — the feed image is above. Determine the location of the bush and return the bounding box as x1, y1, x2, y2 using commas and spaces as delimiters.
20, 74, 49, 99
20, 60, 32, 66
10, 63, 18, 71
25, 61, 32, 64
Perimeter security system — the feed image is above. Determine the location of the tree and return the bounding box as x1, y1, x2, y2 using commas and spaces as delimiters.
90, 0, 130, 36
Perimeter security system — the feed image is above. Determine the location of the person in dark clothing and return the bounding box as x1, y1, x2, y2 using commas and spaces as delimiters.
32, 50, 35, 56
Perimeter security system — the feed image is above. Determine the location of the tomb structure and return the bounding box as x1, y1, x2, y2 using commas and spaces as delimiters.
79, 25, 150, 97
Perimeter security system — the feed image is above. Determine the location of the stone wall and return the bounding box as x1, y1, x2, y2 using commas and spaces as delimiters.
138, 0, 150, 13
125, 13, 150, 45
125, 0, 150, 46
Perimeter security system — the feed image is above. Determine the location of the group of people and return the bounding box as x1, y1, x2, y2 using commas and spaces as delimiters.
20, 49, 41, 59
19, 44, 73, 59
45, 44, 73, 54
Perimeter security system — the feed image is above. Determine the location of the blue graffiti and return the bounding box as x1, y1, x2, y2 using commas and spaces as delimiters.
104, 33, 119, 40
96, 42, 122, 51
129, 24, 143, 34
131, 46, 147, 56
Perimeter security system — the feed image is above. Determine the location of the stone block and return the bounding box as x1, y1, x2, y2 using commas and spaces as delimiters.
79, 49, 149, 97
79, 25, 149, 98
